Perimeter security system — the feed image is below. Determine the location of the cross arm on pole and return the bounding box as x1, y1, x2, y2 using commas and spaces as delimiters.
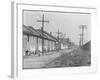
37, 20, 49, 23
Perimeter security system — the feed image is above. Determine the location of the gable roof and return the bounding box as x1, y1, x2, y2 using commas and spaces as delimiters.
37, 29, 58, 42
23, 25, 58, 42
82, 41, 91, 50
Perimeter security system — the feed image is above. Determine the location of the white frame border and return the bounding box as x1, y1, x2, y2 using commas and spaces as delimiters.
11, 1, 97, 78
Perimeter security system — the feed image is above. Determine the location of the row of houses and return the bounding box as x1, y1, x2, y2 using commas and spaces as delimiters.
23, 25, 68, 56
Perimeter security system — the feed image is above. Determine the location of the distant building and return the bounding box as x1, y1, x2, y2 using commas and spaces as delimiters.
57, 38, 69, 50
81, 41, 91, 50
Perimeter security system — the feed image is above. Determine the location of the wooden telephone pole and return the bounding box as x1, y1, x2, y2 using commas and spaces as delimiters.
79, 25, 87, 46
37, 14, 49, 54
56, 29, 62, 42
55, 29, 62, 50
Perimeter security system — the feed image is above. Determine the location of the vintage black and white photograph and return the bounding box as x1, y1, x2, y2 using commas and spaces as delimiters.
22, 10, 91, 69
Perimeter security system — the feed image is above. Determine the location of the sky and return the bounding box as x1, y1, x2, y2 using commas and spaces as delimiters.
23, 10, 91, 45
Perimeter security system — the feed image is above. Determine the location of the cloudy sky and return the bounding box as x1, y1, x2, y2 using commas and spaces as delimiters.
23, 10, 91, 45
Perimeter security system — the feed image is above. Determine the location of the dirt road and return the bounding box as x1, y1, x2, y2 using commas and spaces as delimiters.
23, 49, 74, 69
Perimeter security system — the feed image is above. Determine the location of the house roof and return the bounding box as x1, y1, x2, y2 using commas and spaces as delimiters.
37, 29, 58, 42
23, 25, 57, 42
82, 41, 91, 49
23, 25, 41, 37
43, 30, 58, 42
23, 25, 33, 35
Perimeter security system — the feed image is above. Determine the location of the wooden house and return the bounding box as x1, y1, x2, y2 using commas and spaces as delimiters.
23, 25, 57, 56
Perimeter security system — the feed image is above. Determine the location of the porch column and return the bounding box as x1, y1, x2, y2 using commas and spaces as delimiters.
47, 40, 50, 52
36, 37, 38, 52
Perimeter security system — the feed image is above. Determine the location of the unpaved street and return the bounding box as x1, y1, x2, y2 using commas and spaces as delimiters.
23, 48, 74, 69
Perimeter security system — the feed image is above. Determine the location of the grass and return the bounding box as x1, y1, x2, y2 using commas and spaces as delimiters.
44, 48, 91, 68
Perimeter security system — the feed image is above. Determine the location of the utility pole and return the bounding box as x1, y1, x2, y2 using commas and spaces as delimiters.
61, 33, 66, 39
79, 34, 82, 46
79, 25, 87, 46
37, 14, 49, 54
55, 29, 62, 50
56, 29, 62, 42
